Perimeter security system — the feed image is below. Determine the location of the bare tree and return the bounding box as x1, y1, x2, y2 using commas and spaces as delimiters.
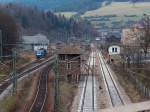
139, 14, 150, 58
0, 11, 19, 57
131, 0, 138, 7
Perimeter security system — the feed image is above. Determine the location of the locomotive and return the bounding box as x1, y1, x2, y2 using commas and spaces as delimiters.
35, 48, 47, 59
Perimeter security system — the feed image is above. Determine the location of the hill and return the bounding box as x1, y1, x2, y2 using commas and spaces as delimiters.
0, 0, 149, 12
81, 2, 150, 29
82, 2, 150, 17
0, 0, 104, 12
0, 4, 97, 41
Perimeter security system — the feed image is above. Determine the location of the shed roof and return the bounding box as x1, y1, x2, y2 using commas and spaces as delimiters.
58, 45, 82, 54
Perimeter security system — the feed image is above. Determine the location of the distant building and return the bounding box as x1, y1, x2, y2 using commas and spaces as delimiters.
95, 37, 101, 41
121, 28, 134, 45
121, 24, 144, 46
22, 34, 49, 51
58, 45, 82, 83
108, 45, 121, 55
106, 35, 121, 43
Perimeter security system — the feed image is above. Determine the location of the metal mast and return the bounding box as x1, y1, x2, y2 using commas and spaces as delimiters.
12, 48, 17, 95
54, 55, 59, 112
0, 30, 2, 61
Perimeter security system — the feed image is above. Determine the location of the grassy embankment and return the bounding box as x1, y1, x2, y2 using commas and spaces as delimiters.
110, 56, 149, 102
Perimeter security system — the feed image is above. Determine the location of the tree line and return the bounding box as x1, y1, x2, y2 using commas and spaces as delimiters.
0, 4, 98, 40
0, 4, 98, 56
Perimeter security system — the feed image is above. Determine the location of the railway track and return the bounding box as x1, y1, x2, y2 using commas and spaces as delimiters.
0, 55, 56, 95
97, 50, 124, 107
78, 51, 97, 112
29, 65, 50, 112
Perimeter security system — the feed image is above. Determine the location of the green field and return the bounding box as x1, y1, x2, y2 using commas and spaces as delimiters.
81, 2, 150, 29
82, 2, 150, 17
88, 15, 141, 28
55, 12, 77, 18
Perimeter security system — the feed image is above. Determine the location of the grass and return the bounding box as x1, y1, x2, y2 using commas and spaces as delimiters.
59, 82, 77, 112
81, 2, 150, 29
115, 68, 144, 102
16, 57, 31, 69
130, 63, 150, 87
84, 14, 143, 29
0, 56, 30, 81
0, 65, 10, 81
110, 59, 147, 102
0, 75, 34, 112
106, 50, 150, 102
55, 12, 77, 18
82, 2, 150, 17
0, 96, 17, 112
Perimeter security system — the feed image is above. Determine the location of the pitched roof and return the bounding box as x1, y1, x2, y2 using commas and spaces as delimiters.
22, 34, 49, 44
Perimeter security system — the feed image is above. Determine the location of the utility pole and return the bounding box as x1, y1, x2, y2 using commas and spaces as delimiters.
67, 32, 70, 44
92, 51, 95, 111
54, 55, 59, 112
12, 48, 17, 95
0, 30, 2, 61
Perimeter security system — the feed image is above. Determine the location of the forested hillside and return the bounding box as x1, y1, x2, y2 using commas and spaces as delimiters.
0, 0, 104, 12
0, 4, 98, 41
0, 0, 149, 12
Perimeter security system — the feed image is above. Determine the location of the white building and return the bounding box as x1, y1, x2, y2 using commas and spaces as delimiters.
22, 34, 49, 51
108, 45, 121, 55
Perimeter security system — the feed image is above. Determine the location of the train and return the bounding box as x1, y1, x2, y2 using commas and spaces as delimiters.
35, 48, 47, 59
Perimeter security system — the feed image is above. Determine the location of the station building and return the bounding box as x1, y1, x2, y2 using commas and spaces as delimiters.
108, 45, 121, 55
58, 45, 82, 83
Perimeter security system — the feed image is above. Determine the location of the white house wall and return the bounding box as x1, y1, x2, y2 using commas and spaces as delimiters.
108, 45, 120, 55
34, 45, 48, 51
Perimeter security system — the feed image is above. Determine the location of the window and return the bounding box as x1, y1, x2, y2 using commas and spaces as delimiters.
67, 74, 72, 82
60, 55, 65, 60
115, 48, 117, 52
67, 62, 71, 69
112, 47, 118, 53
112, 48, 115, 52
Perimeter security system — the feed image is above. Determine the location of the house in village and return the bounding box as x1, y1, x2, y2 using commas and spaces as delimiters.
121, 24, 144, 46
58, 45, 82, 83
105, 44, 121, 63
22, 34, 49, 51
121, 24, 147, 63
108, 45, 121, 55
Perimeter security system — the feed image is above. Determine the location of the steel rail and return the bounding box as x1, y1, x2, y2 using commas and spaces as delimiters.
29, 65, 50, 112
80, 51, 96, 112
80, 56, 91, 112
98, 50, 124, 106
0, 55, 56, 94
